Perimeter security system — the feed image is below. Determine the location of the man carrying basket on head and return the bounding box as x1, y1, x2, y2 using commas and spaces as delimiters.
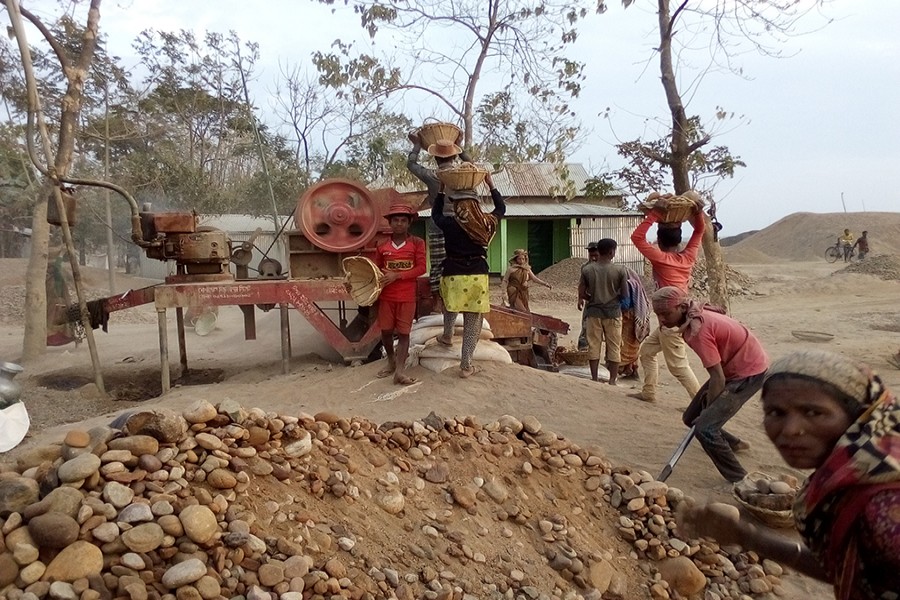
407, 126, 473, 313
375, 204, 427, 385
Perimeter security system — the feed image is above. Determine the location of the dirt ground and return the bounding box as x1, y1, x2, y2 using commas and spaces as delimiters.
1, 257, 899, 599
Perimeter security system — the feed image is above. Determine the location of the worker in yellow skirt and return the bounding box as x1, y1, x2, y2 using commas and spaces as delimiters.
431, 172, 506, 378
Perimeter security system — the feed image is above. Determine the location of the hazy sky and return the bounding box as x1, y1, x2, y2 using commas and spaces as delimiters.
21, 0, 900, 233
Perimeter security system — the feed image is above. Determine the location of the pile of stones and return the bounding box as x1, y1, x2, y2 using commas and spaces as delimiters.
837, 254, 900, 281
0, 403, 787, 600
690, 260, 756, 299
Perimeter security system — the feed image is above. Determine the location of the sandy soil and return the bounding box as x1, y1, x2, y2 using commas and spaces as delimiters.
1, 258, 899, 599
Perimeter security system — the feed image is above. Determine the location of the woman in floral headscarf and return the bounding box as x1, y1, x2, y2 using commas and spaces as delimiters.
678, 349, 900, 599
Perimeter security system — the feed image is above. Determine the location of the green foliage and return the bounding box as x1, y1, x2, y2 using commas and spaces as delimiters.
474, 91, 581, 167
613, 117, 745, 198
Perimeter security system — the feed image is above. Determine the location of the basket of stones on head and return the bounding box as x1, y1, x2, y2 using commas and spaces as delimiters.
437, 162, 488, 191
639, 190, 703, 224
732, 471, 800, 528
417, 121, 461, 149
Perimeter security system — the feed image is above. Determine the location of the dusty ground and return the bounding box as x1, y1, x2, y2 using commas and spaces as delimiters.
1, 252, 899, 599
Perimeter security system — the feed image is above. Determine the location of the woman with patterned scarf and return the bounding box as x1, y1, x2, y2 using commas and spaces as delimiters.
677, 349, 900, 599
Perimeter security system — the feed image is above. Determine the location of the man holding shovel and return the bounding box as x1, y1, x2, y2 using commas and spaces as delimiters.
652, 286, 768, 483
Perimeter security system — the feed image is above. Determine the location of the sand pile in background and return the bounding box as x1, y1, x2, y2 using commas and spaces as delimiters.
724, 212, 900, 263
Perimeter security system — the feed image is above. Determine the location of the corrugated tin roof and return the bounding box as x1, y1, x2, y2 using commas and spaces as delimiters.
198, 214, 289, 233
380, 162, 626, 199
417, 202, 641, 219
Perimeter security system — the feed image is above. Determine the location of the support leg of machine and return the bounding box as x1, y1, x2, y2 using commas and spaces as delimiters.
175, 307, 188, 374
280, 303, 291, 375
158, 308, 170, 394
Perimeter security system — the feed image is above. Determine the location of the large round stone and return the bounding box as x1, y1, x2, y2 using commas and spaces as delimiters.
206, 469, 236, 489
125, 410, 187, 444
658, 556, 707, 596
121, 522, 165, 553
179, 505, 219, 544
107, 435, 159, 456
28, 513, 80, 549
0, 477, 40, 516
41, 541, 103, 582
182, 400, 217, 424
161, 558, 207, 588
57, 453, 101, 483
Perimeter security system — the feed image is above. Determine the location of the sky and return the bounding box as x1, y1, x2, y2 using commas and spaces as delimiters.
16, 0, 900, 234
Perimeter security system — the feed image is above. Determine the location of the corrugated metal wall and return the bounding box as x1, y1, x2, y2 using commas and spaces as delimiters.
570, 216, 646, 272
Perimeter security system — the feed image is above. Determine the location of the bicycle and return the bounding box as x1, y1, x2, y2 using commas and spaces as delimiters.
824, 243, 856, 263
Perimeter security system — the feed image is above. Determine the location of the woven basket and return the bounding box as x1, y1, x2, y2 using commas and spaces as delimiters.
437, 162, 487, 191
555, 348, 591, 366
732, 472, 796, 529
342, 256, 382, 307
417, 121, 461, 149
640, 192, 700, 224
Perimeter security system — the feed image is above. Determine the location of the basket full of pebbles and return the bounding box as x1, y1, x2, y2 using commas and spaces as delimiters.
732, 471, 800, 528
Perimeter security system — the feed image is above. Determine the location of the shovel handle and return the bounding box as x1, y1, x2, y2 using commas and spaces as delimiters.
657, 426, 696, 482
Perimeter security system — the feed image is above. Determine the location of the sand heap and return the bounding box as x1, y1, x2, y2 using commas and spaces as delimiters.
835, 254, 900, 281
724, 212, 900, 263
0, 403, 788, 600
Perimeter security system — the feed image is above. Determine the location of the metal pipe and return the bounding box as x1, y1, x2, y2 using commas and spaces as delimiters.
158, 309, 170, 394
175, 307, 187, 374
280, 303, 290, 374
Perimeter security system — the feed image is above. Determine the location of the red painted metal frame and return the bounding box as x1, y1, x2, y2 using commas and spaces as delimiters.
102, 286, 158, 313
152, 280, 382, 360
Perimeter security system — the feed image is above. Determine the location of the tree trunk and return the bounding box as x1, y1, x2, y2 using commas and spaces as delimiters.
21, 188, 50, 361
13, 0, 105, 360
657, 0, 729, 309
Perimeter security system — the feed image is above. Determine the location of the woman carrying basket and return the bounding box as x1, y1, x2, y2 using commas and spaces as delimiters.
432, 171, 506, 378
677, 350, 900, 599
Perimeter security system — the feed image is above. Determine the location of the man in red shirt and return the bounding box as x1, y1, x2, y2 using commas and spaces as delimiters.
630, 210, 705, 402
375, 205, 427, 385
651, 286, 769, 483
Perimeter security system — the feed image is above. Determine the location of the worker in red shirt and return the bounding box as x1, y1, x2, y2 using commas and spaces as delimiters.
651, 286, 768, 482
630, 210, 705, 402
375, 205, 427, 385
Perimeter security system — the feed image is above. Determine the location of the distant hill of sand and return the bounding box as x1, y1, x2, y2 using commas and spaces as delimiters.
724, 211, 900, 263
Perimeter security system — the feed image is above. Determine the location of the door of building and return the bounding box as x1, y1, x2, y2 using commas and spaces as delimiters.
527, 220, 554, 273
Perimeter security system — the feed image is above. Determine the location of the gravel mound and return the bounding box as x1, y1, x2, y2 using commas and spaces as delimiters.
835, 254, 900, 281
0, 404, 788, 600
691, 260, 755, 299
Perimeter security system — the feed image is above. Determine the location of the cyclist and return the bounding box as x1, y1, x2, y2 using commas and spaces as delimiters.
853, 230, 869, 260
838, 228, 855, 262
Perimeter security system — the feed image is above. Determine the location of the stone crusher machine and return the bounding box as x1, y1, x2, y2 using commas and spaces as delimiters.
91, 178, 569, 390
94, 179, 404, 391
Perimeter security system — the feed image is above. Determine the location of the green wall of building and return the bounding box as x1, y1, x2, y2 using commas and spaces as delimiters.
554, 219, 572, 263
417, 216, 573, 275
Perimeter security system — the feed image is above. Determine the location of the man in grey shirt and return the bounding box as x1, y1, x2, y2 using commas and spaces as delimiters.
578, 238, 628, 384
